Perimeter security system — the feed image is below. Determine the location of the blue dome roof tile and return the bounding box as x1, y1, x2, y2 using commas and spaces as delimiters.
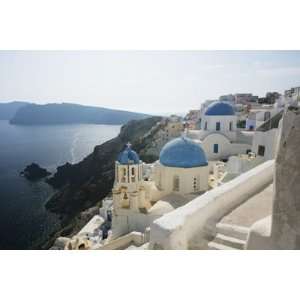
205, 101, 235, 116
159, 137, 208, 168
118, 144, 140, 164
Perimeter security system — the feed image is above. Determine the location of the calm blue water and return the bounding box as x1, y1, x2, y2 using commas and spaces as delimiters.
0, 120, 121, 249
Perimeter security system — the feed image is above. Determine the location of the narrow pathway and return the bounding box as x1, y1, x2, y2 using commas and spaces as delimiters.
208, 184, 273, 250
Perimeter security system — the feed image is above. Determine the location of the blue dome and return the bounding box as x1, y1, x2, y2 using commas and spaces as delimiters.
205, 101, 235, 116
159, 137, 208, 168
118, 143, 140, 164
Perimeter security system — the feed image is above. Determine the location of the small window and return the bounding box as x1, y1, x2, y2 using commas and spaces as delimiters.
204, 122, 208, 130
229, 121, 233, 131
213, 144, 219, 154
131, 168, 135, 175
216, 122, 221, 131
258, 145, 265, 156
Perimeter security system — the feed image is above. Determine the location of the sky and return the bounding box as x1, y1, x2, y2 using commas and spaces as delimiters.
0, 51, 300, 114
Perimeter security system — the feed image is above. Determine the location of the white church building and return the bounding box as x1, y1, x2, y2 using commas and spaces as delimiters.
53, 100, 284, 250
187, 101, 252, 160
106, 137, 210, 240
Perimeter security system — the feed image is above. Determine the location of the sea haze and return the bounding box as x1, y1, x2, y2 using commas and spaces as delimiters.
0, 120, 121, 249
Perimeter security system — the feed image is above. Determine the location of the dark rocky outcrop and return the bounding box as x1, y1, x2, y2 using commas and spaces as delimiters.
20, 163, 51, 180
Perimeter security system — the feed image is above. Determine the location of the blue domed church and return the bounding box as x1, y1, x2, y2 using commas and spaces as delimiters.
188, 101, 252, 160
155, 136, 209, 194
109, 138, 210, 239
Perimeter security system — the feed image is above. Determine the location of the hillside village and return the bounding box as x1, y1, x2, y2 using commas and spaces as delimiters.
52, 86, 300, 250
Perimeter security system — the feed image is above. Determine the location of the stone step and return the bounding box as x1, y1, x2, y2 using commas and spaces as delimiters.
216, 223, 249, 241
214, 233, 246, 249
207, 241, 238, 250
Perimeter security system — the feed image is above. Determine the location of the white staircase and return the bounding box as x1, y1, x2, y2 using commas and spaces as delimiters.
208, 223, 249, 250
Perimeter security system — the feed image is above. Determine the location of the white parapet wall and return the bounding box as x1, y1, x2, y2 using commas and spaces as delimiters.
94, 231, 145, 250
149, 160, 274, 249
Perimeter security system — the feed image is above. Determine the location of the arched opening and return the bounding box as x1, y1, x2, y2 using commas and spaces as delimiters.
131, 167, 136, 182
78, 243, 86, 250
121, 167, 126, 182
213, 144, 219, 154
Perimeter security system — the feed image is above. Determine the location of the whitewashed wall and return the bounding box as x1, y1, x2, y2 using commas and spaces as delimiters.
154, 162, 209, 194
149, 160, 274, 249
201, 133, 251, 160
201, 114, 237, 141
251, 128, 279, 161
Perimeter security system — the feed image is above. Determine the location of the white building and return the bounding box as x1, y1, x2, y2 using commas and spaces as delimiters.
251, 110, 283, 161
189, 101, 252, 160
284, 86, 300, 102
108, 137, 210, 240
245, 106, 282, 131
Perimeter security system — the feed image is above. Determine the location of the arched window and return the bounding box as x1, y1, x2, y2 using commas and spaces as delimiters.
131, 167, 136, 182
173, 175, 180, 192
121, 168, 126, 182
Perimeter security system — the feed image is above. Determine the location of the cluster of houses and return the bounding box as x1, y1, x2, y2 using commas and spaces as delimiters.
52, 85, 300, 250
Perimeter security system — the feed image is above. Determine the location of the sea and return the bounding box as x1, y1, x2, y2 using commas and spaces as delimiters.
0, 120, 121, 249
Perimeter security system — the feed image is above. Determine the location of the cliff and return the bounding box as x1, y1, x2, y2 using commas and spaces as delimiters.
10, 102, 150, 125
41, 116, 187, 248
42, 117, 160, 240
0, 101, 30, 120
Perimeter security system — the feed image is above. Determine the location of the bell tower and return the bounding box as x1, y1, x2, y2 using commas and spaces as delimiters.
112, 143, 143, 212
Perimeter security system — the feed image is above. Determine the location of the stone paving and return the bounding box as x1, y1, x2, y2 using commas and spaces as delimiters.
220, 184, 273, 227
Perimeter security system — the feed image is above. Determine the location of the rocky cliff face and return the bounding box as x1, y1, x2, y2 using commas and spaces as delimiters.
46, 116, 163, 215
42, 115, 188, 248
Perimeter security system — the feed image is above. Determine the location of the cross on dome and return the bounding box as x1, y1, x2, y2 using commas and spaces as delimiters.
117, 142, 140, 164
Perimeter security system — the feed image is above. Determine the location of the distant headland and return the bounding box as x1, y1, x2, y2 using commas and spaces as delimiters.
0, 101, 151, 125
